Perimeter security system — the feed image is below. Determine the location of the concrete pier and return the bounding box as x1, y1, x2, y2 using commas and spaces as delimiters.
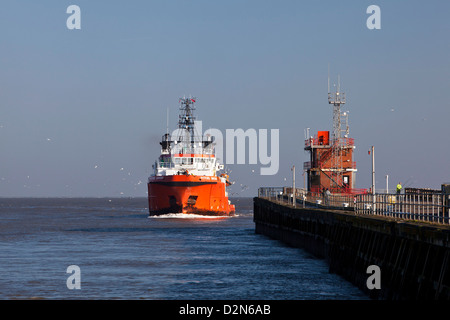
253, 197, 450, 299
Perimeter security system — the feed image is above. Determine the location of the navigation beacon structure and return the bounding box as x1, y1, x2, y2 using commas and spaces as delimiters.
303, 76, 363, 194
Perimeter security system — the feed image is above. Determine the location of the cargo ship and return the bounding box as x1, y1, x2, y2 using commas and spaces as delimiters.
147, 97, 235, 216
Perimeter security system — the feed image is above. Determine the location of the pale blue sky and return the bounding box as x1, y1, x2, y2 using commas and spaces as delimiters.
1, 0, 449, 197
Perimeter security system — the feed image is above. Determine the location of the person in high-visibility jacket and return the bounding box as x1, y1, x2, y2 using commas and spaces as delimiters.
396, 182, 402, 195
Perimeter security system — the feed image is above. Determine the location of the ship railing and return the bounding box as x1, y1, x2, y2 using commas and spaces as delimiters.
157, 161, 214, 169
157, 162, 176, 168
170, 146, 215, 155
354, 193, 450, 225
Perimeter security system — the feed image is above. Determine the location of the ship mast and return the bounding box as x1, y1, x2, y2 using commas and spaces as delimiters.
178, 97, 197, 147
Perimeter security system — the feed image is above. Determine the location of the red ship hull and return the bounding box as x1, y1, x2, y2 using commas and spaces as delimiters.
148, 174, 235, 216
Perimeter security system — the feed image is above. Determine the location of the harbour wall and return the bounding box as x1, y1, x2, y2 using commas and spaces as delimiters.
253, 197, 450, 300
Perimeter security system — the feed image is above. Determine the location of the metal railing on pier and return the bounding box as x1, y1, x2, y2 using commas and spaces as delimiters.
354, 193, 450, 224
258, 187, 356, 209
257, 187, 450, 225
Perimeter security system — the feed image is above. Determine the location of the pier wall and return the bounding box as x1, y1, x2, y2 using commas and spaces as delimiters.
253, 197, 450, 300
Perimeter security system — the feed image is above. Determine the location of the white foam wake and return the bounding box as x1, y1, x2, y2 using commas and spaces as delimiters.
148, 213, 235, 219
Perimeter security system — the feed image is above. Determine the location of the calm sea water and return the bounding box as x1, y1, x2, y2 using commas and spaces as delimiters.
0, 197, 367, 300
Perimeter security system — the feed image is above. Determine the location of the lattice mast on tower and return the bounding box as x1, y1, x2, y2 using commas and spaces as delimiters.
328, 74, 349, 190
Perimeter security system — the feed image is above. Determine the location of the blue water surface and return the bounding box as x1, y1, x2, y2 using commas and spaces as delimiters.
0, 197, 367, 300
